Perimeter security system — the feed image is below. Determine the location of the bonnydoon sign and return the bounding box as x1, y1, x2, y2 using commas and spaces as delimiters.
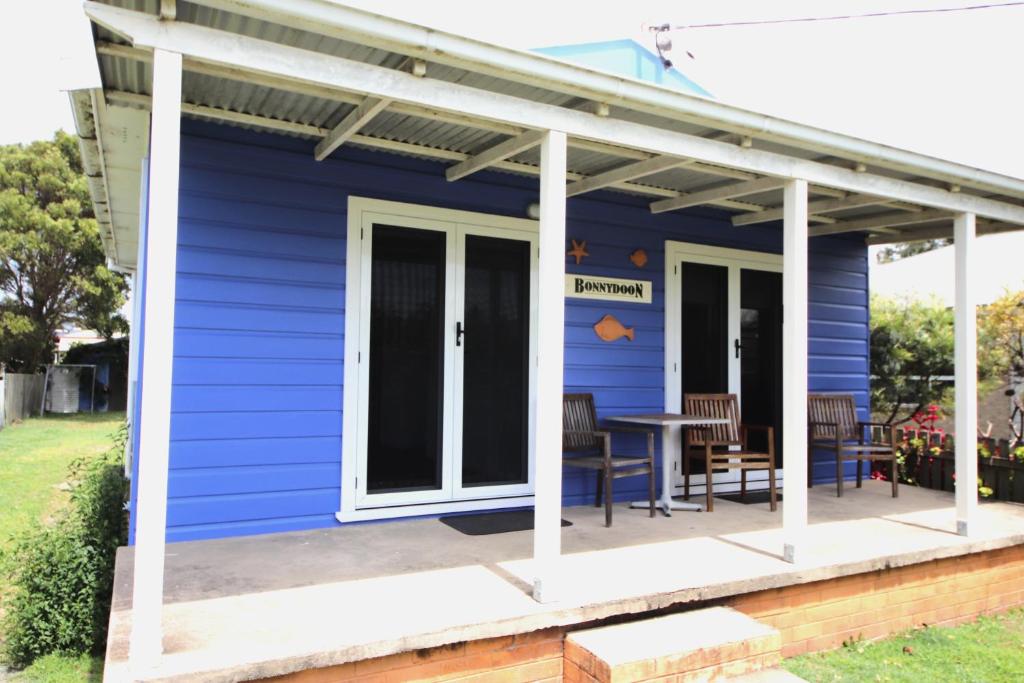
564, 273, 653, 303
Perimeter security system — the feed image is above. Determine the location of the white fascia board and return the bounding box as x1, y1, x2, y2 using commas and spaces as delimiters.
190, 0, 1024, 201
83, 3, 1024, 225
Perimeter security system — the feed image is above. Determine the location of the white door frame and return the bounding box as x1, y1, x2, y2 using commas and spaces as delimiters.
663, 241, 784, 494
339, 197, 538, 521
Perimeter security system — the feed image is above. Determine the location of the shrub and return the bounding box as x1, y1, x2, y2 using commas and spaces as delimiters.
1, 425, 128, 667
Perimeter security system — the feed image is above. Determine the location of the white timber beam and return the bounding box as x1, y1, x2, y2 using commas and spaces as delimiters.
189, 0, 1024, 200
314, 96, 391, 161
102, 90, 696, 200
159, 0, 176, 20
954, 212, 978, 537
533, 130, 567, 603
446, 130, 545, 181
732, 194, 888, 227
650, 177, 785, 214
566, 156, 691, 197
83, 4, 1024, 225
781, 178, 809, 564
96, 41, 778, 188
865, 219, 1023, 245
808, 209, 950, 237
129, 48, 182, 669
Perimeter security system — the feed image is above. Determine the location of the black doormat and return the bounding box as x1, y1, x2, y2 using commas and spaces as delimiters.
717, 490, 781, 505
440, 510, 572, 536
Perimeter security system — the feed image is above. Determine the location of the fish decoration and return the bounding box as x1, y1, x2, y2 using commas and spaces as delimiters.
567, 239, 589, 265
629, 248, 648, 268
593, 314, 635, 342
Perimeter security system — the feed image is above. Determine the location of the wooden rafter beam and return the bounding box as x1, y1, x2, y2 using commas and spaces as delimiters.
446, 130, 545, 181
84, 6, 1024, 224
865, 219, 1022, 245
566, 156, 691, 197
103, 90, 687, 201
92, 41, 824, 198
314, 96, 391, 161
732, 194, 885, 226
650, 177, 784, 214
809, 208, 951, 237
159, 0, 176, 20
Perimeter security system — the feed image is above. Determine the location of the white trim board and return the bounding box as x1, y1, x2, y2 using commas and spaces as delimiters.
340, 197, 539, 521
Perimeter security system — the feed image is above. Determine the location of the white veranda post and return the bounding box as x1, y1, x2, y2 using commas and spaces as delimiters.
954, 212, 978, 537
782, 178, 809, 563
129, 48, 182, 666
532, 130, 568, 603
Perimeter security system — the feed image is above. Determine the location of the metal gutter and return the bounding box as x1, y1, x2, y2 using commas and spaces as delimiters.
196, 0, 1024, 201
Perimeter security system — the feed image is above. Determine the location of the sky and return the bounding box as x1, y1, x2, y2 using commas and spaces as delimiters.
4, 0, 1021, 182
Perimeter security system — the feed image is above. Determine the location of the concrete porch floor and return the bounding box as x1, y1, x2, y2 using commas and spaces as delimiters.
105, 482, 1024, 682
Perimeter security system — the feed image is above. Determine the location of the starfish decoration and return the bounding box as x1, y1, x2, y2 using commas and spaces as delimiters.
567, 239, 589, 265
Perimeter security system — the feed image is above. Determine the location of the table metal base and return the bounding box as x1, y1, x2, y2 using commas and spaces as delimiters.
630, 496, 702, 515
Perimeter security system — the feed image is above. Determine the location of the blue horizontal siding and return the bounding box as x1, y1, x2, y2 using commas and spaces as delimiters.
133, 119, 870, 543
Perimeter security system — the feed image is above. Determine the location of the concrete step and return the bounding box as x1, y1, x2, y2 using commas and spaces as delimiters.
729, 668, 808, 682
564, 606, 781, 682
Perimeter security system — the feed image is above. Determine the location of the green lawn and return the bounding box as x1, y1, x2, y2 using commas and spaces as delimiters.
6, 653, 103, 683
0, 412, 124, 681
786, 609, 1024, 682
0, 412, 126, 552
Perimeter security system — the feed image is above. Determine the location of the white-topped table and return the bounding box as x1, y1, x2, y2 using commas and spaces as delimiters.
604, 413, 729, 515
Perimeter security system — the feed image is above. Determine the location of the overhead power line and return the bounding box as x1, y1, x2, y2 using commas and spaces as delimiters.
670, 2, 1024, 30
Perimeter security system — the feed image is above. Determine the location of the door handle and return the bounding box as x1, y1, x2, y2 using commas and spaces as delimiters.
734, 338, 741, 359
456, 321, 465, 347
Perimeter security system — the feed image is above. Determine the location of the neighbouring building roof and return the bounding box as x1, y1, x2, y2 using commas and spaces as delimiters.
532, 39, 712, 98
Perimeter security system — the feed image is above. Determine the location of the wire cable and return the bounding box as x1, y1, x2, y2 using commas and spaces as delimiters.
671, 2, 1024, 30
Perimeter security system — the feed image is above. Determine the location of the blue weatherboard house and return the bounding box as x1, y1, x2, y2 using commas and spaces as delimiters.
70, 1, 1022, 674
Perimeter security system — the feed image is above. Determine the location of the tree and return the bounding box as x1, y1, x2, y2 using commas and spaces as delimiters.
876, 238, 951, 264
979, 290, 1024, 445
870, 295, 954, 424
0, 131, 127, 372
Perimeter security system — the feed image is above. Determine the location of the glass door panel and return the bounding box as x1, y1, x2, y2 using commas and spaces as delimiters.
739, 269, 783, 460
366, 225, 447, 494
680, 261, 729, 477
460, 235, 531, 488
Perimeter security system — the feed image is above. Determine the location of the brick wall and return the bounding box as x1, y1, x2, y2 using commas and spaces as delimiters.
264, 545, 1024, 681
264, 628, 564, 683
729, 544, 1024, 657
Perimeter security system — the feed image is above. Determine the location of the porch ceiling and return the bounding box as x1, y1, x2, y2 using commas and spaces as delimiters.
76, 0, 1024, 268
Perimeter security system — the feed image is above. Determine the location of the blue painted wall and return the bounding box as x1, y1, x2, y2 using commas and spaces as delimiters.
132, 120, 870, 543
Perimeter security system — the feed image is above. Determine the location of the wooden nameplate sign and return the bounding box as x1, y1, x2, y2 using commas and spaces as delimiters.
564, 273, 653, 304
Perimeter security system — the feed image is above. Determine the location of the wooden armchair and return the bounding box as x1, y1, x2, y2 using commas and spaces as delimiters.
807, 393, 898, 498
563, 393, 655, 527
683, 393, 777, 512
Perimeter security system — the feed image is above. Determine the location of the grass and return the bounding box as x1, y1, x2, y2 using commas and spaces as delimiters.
5, 653, 103, 682
786, 609, 1024, 682
0, 412, 126, 552
0, 412, 124, 681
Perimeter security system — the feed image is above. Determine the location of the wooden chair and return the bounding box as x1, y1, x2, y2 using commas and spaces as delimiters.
683, 393, 777, 512
807, 393, 898, 498
563, 393, 656, 527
